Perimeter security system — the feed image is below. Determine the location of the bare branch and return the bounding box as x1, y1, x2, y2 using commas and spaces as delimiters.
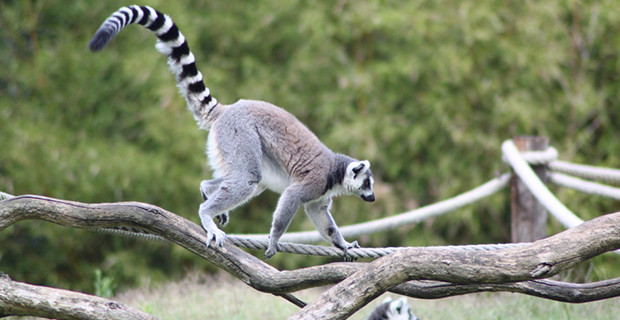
391, 277, 620, 303
0, 195, 356, 294
0, 274, 157, 320
291, 212, 620, 319
2, 195, 620, 320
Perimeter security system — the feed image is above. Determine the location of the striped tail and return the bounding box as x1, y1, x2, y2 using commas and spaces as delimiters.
89, 5, 218, 128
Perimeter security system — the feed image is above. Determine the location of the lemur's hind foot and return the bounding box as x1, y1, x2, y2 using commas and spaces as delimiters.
200, 180, 229, 227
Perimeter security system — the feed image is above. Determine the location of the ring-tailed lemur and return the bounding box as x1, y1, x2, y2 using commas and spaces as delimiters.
88, 5, 375, 259
367, 297, 417, 320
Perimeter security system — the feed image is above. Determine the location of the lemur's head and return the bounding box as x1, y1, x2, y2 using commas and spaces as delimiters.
377, 297, 416, 320
344, 160, 375, 202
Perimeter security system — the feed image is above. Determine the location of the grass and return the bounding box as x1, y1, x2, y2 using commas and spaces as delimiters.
112, 273, 619, 320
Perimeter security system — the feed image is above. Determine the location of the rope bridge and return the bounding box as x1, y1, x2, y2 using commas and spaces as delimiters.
2, 139, 619, 259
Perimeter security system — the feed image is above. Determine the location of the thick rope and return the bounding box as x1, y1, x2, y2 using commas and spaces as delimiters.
503, 145, 620, 188
507, 145, 620, 185
232, 173, 511, 243
549, 160, 620, 185
502, 140, 584, 229
90, 228, 525, 258
94, 227, 169, 242
507, 145, 620, 198
0, 190, 524, 258
507, 147, 558, 165
549, 172, 620, 201
226, 236, 528, 259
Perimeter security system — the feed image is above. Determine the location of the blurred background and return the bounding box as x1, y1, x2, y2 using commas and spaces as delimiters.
1, 0, 619, 294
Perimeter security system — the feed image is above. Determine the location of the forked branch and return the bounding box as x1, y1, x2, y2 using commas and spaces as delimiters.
1, 195, 619, 320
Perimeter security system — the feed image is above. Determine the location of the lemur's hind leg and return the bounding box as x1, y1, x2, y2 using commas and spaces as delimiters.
200, 179, 229, 226
201, 179, 267, 227
200, 119, 263, 247
199, 174, 261, 247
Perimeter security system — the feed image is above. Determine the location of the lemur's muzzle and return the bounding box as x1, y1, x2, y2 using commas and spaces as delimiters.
361, 194, 375, 202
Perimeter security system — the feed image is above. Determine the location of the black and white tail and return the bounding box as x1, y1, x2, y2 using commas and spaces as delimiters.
89, 5, 218, 128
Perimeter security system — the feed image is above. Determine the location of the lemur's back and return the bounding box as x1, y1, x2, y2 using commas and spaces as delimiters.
211, 99, 334, 193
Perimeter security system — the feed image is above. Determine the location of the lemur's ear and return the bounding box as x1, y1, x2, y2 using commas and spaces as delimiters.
348, 160, 371, 178
381, 296, 393, 304
352, 162, 365, 175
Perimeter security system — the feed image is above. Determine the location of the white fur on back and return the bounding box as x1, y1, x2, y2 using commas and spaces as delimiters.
207, 130, 225, 178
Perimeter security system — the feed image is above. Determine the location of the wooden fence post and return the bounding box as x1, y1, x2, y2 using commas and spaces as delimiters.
510, 136, 549, 243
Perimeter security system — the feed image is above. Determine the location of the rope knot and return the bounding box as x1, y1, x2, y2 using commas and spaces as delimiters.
502, 146, 558, 166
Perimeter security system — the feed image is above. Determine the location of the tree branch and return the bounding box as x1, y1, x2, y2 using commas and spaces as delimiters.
390, 277, 620, 303
2, 195, 620, 320
0, 274, 157, 320
290, 212, 620, 319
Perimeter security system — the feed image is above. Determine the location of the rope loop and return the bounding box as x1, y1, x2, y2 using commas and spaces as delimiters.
502, 146, 558, 165
549, 160, 620, 185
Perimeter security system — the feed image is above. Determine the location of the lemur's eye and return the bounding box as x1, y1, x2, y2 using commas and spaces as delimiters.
362, 178, 370, 189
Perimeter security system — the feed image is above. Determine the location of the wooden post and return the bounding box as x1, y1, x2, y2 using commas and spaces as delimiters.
510, 136, 549, 243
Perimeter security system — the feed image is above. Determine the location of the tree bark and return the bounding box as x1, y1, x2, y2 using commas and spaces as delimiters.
1, 195, 620, 320
391, 277, 620, 303
0, 274, 157, 320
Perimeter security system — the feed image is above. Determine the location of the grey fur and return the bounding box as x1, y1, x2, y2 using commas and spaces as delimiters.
89, 5, 375, 259
203, 100, 374, 258
367, 297, 417, 320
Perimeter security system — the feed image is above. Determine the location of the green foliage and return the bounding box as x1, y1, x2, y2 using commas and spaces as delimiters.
93, 268, 116, 298
1, 0, 619, 291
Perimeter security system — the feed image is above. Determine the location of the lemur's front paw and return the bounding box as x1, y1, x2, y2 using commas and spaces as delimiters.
341, 240, 360, 262
205, 227, 226, 248
264, 243, 281, 260
348, 240, 360, 249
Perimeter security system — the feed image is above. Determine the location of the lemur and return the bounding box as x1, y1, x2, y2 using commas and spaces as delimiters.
89, 5, 375, 259
367, 297, 417, 320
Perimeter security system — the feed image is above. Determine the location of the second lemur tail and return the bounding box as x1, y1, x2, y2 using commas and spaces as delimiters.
89, 5, 218, 128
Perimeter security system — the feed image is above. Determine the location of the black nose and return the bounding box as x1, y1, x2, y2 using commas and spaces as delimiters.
361, 194, 375, 202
